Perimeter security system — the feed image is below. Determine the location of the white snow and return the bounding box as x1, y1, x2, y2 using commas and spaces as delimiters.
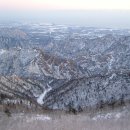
115, 113, 122, 119
26, 115, 51, 123
37, 84, 52, 105
109, 73, 117, 79
92, 113, 113, 120
0, 49, 6, 55
92, 111, 124, 121
49, 80, 53, 84
65, 71, 71, 80
54, 66, 62, 79
108, 55, 115, 70
79, 43, 85, 49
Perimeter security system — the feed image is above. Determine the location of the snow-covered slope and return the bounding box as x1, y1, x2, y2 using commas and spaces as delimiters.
0, 23, 130, 111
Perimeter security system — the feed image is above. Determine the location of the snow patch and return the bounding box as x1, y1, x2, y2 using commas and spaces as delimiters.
115, 113, 122, 119
109, 73, 116, 79
26, 115, 51, 122
0, 49, 6, 55
92, 112, 123, 121
92, 113, 113, 120
108, 55, 115, 70
37, 84, 52, 105
49, 80, 53, 84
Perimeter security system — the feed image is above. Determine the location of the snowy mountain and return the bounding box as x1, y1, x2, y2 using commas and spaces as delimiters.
0, 23, 130, 111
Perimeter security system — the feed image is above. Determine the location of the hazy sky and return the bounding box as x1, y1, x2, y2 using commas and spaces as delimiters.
0, 0, 130, 10
0, 0, 130, 28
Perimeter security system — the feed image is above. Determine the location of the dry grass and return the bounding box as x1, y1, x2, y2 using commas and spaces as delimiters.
0, 105, 130, 130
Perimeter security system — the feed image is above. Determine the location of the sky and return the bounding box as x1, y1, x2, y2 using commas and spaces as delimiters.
0, 0, 130, 28
0, 0, 130, 10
